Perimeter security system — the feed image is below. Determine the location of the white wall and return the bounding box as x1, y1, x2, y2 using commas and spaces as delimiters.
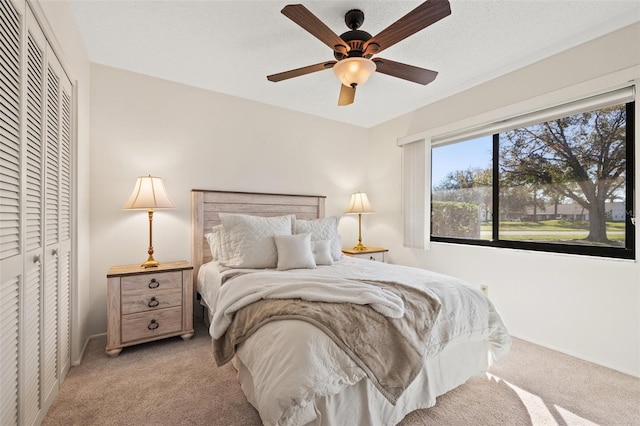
88, 65, 369, 336
367, 23, 640, 376
35, 0, 91, 365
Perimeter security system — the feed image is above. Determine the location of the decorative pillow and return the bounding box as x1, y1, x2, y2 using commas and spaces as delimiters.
311, 240, 333, 265
274, 233, 316, 271
295, 216, 342, 261
218, 213, 293, 268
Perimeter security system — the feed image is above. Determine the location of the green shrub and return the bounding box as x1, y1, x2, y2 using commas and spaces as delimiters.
432, 201, 480, 238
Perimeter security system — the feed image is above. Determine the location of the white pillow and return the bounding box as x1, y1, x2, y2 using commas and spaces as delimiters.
205, 225, 225, 260
295, 216, 342, 261
311, 240, 333, 265
219, 213, 294, 268
274, 233, 316, 271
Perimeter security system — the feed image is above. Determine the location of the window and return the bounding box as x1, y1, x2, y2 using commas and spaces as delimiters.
431, 99, 635, 259
432, 136, 493, 240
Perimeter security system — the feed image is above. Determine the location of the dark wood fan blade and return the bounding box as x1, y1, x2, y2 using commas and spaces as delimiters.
364, 0, 451, 55
267, 61, 336, 82
338, 84, 355, 106
282, 5, 349, 54
373, 58, 438, 85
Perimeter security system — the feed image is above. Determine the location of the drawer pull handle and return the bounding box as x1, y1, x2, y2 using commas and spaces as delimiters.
148, 297, 159, 308
369, 256, 376, 261
148, 319, 159, 330
148, 278, 160, 289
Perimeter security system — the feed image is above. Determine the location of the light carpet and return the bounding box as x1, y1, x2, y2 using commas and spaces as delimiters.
43, 319, 640, 425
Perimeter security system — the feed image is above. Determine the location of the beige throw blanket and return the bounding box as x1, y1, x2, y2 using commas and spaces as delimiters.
213, 277, 441, 404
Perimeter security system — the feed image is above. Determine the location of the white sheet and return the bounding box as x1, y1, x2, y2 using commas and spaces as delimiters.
197, 260, 223, 316
199, 257, 511, 426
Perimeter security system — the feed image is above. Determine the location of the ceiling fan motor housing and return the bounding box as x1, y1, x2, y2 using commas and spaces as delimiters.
335, 30, 372, 59
334, 9, 372, 60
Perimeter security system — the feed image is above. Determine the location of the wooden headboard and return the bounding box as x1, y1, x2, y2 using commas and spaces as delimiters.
190, 189, 326, 293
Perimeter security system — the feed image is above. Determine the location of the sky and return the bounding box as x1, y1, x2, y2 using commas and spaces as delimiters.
431, 135, 493, 187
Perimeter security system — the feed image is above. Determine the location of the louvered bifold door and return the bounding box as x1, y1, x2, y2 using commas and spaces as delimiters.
22, 7, 46, 425
0, 0, 23, 425
42, 46, 61, 407
1, 2, 74, 424
42, 42, 73, 411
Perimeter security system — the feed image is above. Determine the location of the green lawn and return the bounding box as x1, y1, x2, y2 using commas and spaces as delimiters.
481, 219, 625, 232
478, 219, 625, 247
499, 233, 625, 245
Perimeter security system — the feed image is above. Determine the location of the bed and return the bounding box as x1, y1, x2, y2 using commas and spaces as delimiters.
191, 189, 511, 426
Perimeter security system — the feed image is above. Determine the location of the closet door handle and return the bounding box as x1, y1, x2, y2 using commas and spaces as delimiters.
33, 255, 41, 263
52, 249, 58, 256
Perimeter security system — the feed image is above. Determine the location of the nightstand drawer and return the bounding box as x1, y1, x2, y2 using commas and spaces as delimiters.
342, 247, 388, 263
121, 271, 182, 295
363, 251, 385, 262
121, 289, 182, 315
121, 307, 183, 343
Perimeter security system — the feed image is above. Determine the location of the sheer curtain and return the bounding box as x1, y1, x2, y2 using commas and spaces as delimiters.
401, 139, 430, 249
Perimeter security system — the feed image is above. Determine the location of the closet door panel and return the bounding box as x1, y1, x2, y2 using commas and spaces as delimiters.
22, 11, 46, 423
42, 52, 62, 403
0, 0, 22, 423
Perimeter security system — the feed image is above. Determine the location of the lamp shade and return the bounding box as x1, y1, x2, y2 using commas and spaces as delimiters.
123, 175, 175, 210
333, 57, 376, 88
345, 192, 374, 214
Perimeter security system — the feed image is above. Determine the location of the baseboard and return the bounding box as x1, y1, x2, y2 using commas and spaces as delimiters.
72, 332, 107, 366
511, 334, 640, 378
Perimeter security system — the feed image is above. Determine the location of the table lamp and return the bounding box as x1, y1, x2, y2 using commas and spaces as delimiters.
123, 175, 175, 268
345, 192, 374, 251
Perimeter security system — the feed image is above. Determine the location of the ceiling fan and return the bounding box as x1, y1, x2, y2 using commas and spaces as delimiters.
267, 0, 451, 106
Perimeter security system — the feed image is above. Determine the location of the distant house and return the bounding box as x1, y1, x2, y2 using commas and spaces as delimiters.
522, 201, 626, 221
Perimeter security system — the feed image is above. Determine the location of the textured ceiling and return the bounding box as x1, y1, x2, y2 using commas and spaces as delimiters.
69, 0, 640, 128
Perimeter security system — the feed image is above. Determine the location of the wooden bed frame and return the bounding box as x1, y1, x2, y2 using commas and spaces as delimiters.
190, 189, 326, 295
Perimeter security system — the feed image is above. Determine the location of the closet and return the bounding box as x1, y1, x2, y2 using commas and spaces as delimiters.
1, 1, 74, 425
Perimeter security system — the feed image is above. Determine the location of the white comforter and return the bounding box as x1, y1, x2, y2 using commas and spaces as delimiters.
211, 271, 405, 339
199, 257, 511, 426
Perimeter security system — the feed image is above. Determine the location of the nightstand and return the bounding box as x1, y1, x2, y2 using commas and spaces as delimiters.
342, 247, 389, 262
106, 260, 194, 356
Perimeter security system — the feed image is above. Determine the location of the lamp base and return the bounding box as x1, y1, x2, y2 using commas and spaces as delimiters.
351, 242, 368, 251
142, 235, 159, 268
141, 256, 160, 268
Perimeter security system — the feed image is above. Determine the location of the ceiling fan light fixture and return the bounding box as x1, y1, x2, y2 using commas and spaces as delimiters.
333, 57, 376, 87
